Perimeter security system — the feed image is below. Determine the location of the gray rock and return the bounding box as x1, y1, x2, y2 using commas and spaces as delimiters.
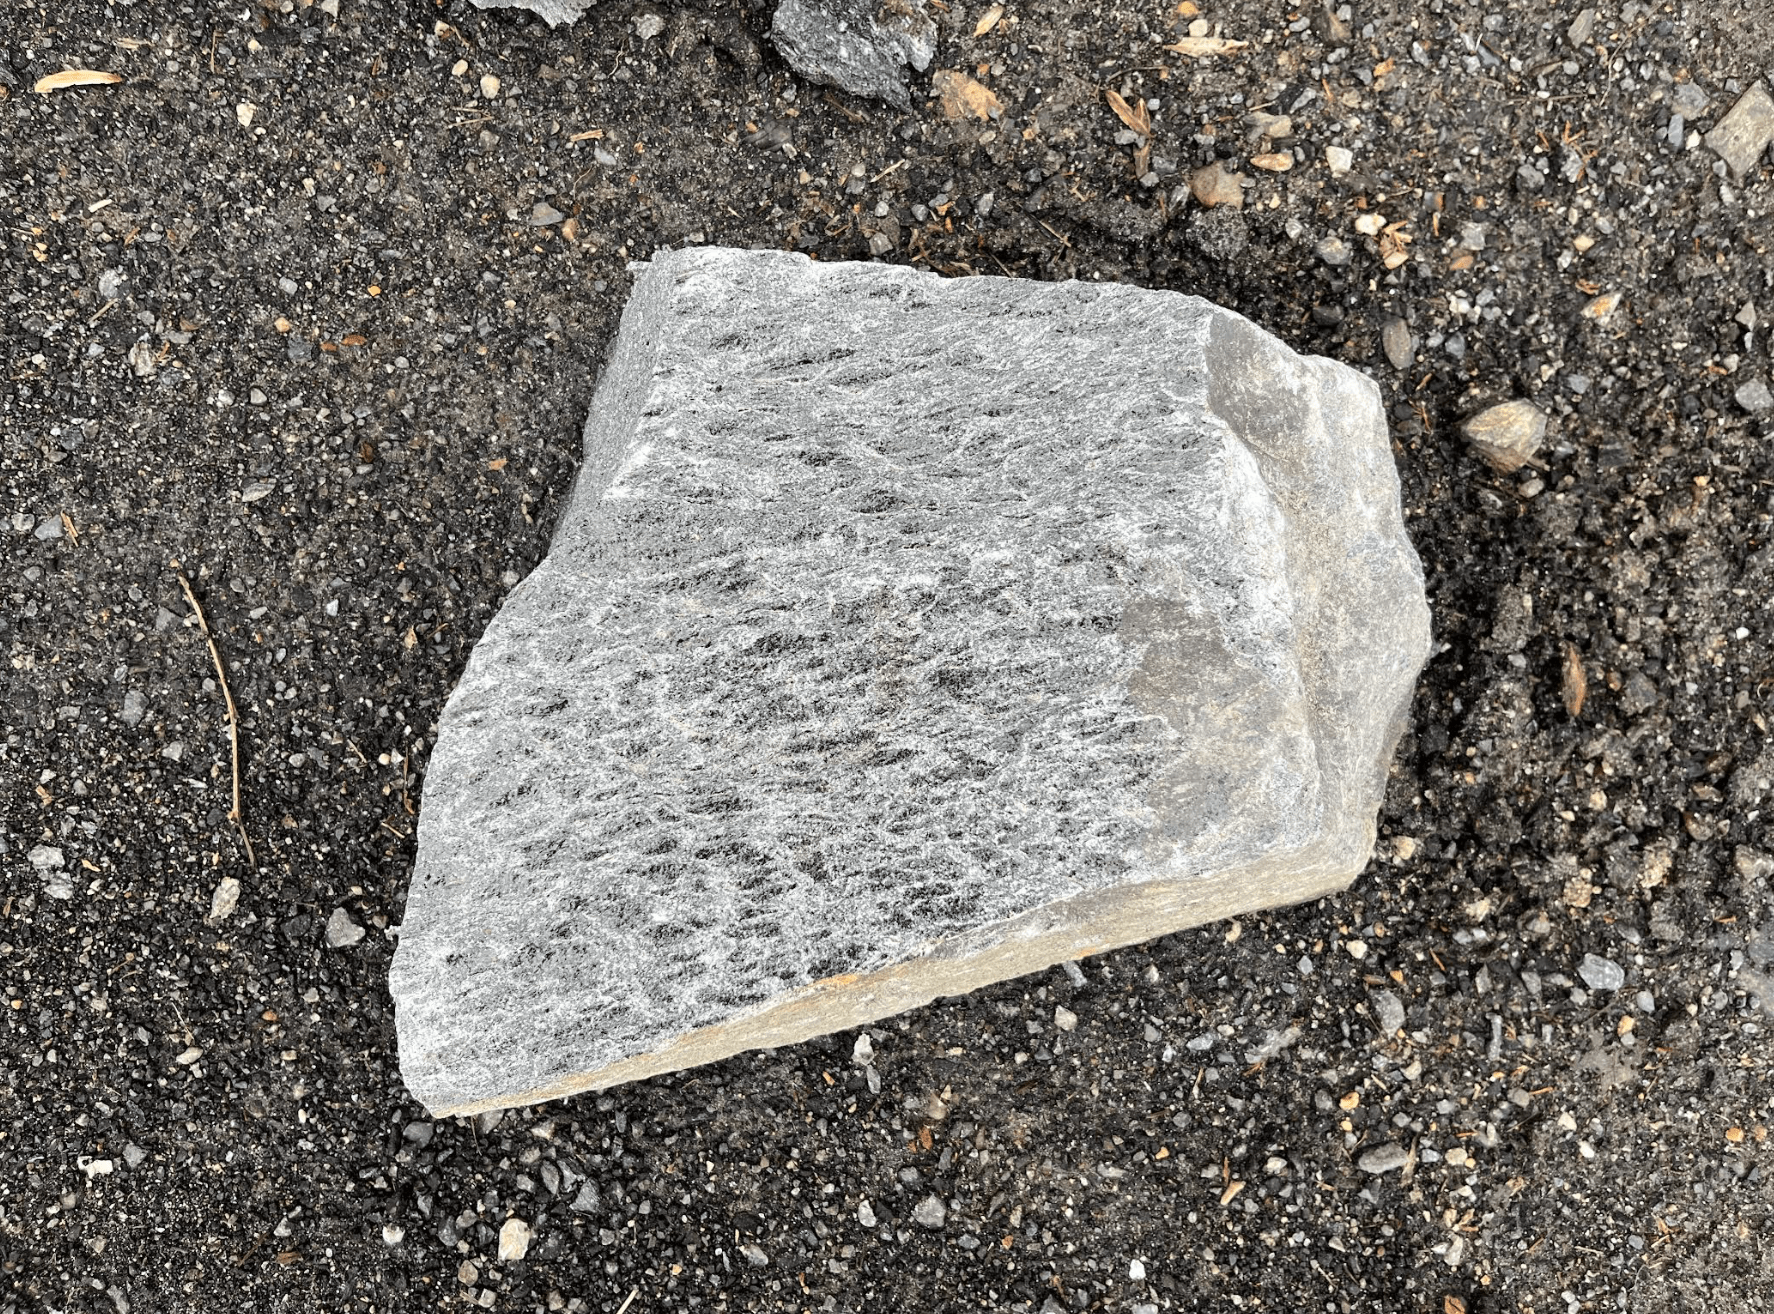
1462, 399, 1546, 473
1734, 376, 1772, 413
739, 1243, 769, 1267
1357, 1142, 1410, 1174
912, 1195, 948, 1229
470, 0, 593, 26
856, 1200, 878, 1228
326, 907, 366, 948
770, 0, 936, 110
120, 689, 146, 727
1577, 953, 1625, 992
1566, 7, 1595, 46
1372, 989, 1406, 1036
1516, 162, 1545, 191
1706, 82, 1774, 180
1053, 1006, 1079, 1033
122, 1143, 146, 1169
389, 247, 1432, 1117
1313, 235, 1353, 267
1381, 318, 1414, 370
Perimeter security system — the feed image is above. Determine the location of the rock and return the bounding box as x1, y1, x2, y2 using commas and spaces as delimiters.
571, 1181, 600, 1213
1706, 83, 1774, 180
498, 1217, 532, 1261
1372, 989, 1406, 1036
326, 908, 366, 948
931, 69, 1003, 121
1053, 1006, 1079, 1033
857, 1200, 878, 1228
1381, 318, 1414, 370
1313, 235, 1352, 267
1515, 162, 1545, 191
1188, 160, 1245, 209
912, 1196, 948, 1229
1577, 953, 1625, 991
1566, 7, 1595, 46
1357, 1142, 1410, 1174
389, 247, 1432, 1117
403, 1120, 435, 1147
771, 0, 936, 111
470, 0, 593, 26
1461, 399, 1546, 473
1324, 145, 1353, 175
122, 1143, 146, 1169
739, 1243, 769, 1267
120, 689, 147, 726
851, 1033, 874, 1065
1734, 376, 1772, 413
208, 876, 241, 922
531, 202, 567, 226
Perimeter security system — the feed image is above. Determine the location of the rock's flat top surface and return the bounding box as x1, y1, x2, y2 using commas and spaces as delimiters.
390, 248, 1431, 1115
470, 0, 593, 27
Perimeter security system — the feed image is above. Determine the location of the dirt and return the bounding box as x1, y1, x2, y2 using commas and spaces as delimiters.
2, 1, 1771, 1312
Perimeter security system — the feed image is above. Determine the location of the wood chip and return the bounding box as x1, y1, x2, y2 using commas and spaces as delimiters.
1249, 151, 1293, 171
1445, 1296, 1468, 1314
1219, 1179, 1245, 1205
1104, 88, 1150, 136
341, 333, 368, 347
1165, 36, 1248, 57
974, 3, 1004, 36
569, 128, 605, 142
1562, 642, 1587, 717
931, 69, 1002, 121
34, 69, 123, 93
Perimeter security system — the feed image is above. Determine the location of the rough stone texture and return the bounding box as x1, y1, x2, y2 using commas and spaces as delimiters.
470, 0, 594, 27
1705, 81, 1774, 179
770, 0, 936, 110
1461, 398, 1546, 473
390, 247, 1432, 1116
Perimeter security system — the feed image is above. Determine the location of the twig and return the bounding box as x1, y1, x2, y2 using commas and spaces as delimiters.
615, 1290, 640, 1314
176, 567, 256, 871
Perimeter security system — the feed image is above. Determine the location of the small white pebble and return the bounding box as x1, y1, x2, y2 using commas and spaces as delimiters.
498, 1217, 531, 1262
452, 59, 469, 77
481, 73, 502, 100
1128, 1259, 1146, 1281
1053, 1006, 1078, 1032
1345, 939, 1368, 960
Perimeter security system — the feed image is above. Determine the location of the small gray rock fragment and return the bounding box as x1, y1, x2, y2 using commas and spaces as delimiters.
1734, 376, 1772, 413
770, 0, 935, 110
1053, 1006, 1079, 1033
1381, 318, 1414, 370
122, 1143, 147, 1169
912, 1195, 948, 1229
470, 0, 593, 26
1706, 82, 1774, 180
1577, 953, 1625, 991
209, 877, 241, 922
571, 1181, 600, 1213
1357, 1142, 1410, 1174
403, 1120, 435, 1148
120, 689, 146, 726
530, 202, 567, 226
1313, 235, 1352, 266
739, 1243, 768, 1267
390, 248, 1432, 1117
326, 908, 366, 948
1462, 399, 1546, 473
856, 1200, 878, 1228
1372, 989, 1406, 1036
1566, 7, 1595, 46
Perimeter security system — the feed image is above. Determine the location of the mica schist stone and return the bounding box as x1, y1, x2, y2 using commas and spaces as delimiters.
390, 247, 1433, 1116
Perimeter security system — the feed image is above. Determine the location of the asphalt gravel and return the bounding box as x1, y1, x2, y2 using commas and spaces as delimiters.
3, 1, 1773, 1312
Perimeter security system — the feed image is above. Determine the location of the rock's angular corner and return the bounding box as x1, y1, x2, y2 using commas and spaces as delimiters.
390, 248, 1433, 1116
470, 0, 595, 27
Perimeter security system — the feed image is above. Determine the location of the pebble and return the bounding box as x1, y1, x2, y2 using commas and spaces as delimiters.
403, 1120, 435, 1148
382, 1224, 405, 1246
1357, 1142, 1410, 1174
633, 12, 666, 40
498, 1217, 532, 1261
1577, 953, 1625, 991
1734, 377, 1772, 412
122, 1143, 146, 1169
208, 876, 241, 922
1188, 160, 1244, 209
1128, 1259, 1146, 1280
175, 1046, 203, 1066
326, 907, 366, 948
1706, 82, 1774, 179
1382, 317, 1414, 369
1515, 162, 1546, 191
1325, 145, 1353, 174
480, 73, 502, 100
1461, 398, 1546, 473
852, 1033, 874, 1065
1567, 7, 1595, 46
1373, 989, 1406, 1036
118, 688, 147, 726
530, 202, 566, 226
857, 1200, 878, 1228
912, 1195, 948, 1229
1313, 235, 1352, 267
1053, 1006, 1078, 1032
739, 1243, 768, 1267
1061, 959, 1087, 989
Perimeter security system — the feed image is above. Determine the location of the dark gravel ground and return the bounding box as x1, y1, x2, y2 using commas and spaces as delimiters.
4, 1, 1774, 1311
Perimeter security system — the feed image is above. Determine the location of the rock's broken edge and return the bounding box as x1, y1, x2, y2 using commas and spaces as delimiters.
428, 856, 1359, 1117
